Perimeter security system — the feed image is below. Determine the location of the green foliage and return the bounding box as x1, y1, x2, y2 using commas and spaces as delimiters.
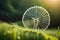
38, 33, 46, 40
15, 21, 23, 26
47, 38, 50, 40
0, 22, 59, 40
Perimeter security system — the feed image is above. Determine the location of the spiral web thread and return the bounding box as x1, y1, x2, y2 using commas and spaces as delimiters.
22, 6, 50, 30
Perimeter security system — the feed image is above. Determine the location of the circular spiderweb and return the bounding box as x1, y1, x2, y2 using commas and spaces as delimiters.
22, 6, 50, 30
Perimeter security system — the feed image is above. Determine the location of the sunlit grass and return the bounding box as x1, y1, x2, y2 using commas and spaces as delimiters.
0, 22, 59, 40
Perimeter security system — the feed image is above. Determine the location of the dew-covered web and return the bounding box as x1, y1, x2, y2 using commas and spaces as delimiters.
22, 6, 50, 30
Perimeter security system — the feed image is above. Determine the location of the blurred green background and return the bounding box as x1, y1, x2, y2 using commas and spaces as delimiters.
0, 0, 60, 28
0, 0, 60, 40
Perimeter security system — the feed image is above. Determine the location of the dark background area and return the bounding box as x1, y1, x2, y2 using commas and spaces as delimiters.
0, 0, 60, 28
